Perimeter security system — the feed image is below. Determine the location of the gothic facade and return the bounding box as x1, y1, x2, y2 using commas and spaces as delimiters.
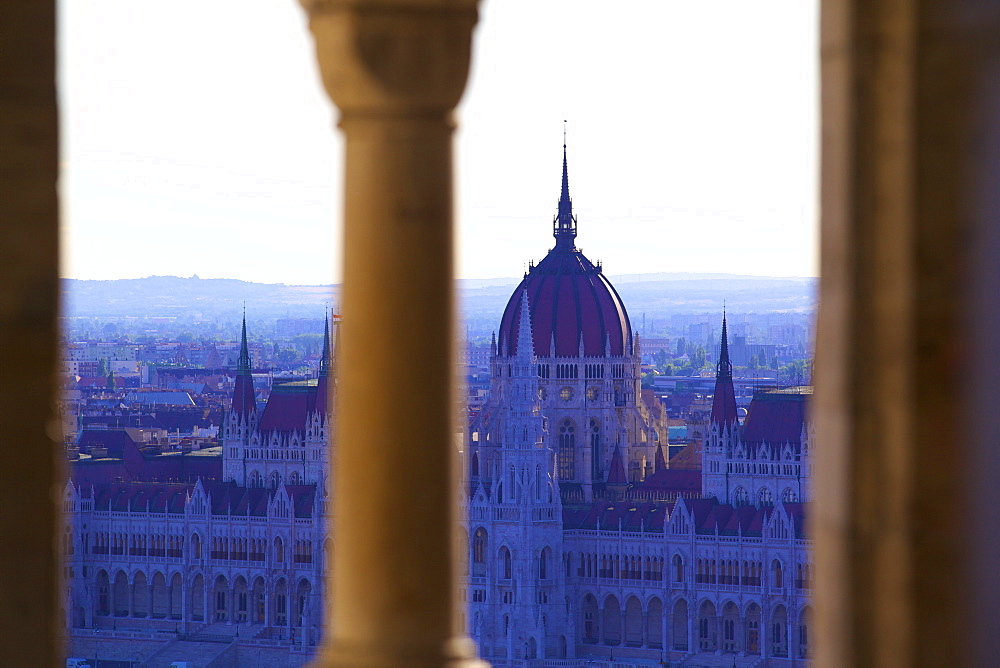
463, 145, 813, 666
63, 319, 333, 657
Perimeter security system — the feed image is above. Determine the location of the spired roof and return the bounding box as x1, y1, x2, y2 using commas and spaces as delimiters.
231, 313, 256, 417
711, 312, 738, 426
496, 140, 633, 359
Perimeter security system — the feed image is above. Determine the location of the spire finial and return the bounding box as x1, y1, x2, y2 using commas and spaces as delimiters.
718, 310, 732, 380
237, 310, 251, 376
553, 123, 577, 246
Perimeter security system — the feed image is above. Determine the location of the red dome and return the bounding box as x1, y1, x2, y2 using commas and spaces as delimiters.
497, 140, 633, 359
497, 247, 633, 358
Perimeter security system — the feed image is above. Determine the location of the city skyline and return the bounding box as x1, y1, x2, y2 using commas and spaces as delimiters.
60, 0, 818, 285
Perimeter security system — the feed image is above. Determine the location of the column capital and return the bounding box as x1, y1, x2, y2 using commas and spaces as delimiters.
300, 0, 479, 121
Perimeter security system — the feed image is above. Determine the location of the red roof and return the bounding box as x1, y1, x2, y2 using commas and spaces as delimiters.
497, 248, 632, 358
633, 468, 701, 494
562, 500, 671, 533
743, 390, 810, 447
258, 382, 319, 434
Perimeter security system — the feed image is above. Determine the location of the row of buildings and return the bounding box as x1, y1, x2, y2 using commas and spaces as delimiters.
63, 146, 811, 666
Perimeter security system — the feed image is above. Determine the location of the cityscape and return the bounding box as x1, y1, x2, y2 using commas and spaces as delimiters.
5, 0, 993, 663
61, 149, 815, 667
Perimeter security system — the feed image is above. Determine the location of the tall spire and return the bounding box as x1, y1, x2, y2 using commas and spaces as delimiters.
711, 309, 738, 426
319, 311, 331, 377
717, 308, 732, 381
232, 309, 256, 417
553, 121, 577, 246
237, 309, 251, 376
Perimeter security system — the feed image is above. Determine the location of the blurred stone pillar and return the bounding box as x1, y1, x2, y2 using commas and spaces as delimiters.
299, 1, 484, 665
816, 0, 1000, 665
0, 0, 60, 663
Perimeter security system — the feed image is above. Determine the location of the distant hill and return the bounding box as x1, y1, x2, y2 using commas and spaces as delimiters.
459, 273, 817, 320
63, 273, 816, 322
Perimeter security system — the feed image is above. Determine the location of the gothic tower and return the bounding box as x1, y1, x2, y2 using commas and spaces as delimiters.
703, 312, 739, 501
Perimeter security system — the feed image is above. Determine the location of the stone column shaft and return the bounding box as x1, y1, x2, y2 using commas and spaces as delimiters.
815, 0, 1000, 666
301, 1, 482, 666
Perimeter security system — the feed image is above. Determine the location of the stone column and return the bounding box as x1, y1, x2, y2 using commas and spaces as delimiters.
0, 4, 60, 664
204, 584, 211, 624
815, 0, 1000, 666
662, 600, 670, 652
300, 1, 483, 666
180, 579, 187, 632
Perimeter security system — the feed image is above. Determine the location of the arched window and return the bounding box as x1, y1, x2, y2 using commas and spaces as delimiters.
733, 486, 749, 506
758, 487, 774, 506
589, 419, 602, 479
772, 559, 784, 588
782, 488, 798, 503
248, 470, 261, 488
289, 471, 301, 485
472, 528, 487, 576
558, 419, 575, 480
269, 471, 281, 489
274, 536, 284, 563
470, 452, 479, 478
539, 547, 550, 579
499, 546, 512, 580
191, 534, 201, 560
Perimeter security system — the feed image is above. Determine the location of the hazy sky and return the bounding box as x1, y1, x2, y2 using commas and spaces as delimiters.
59, 0, 818, 285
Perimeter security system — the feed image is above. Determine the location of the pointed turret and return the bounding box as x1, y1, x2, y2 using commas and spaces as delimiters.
515, 289, 534, 360
552, 127, 578, 247
711, 311, 738, 427
315, 314, 333, 416
490, 331, 497, 357
607, 444, 628, 486
231, 312, 256, 418
654, 444, 668, 473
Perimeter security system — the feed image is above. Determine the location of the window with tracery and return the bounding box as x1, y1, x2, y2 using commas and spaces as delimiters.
557, 419, 575, 480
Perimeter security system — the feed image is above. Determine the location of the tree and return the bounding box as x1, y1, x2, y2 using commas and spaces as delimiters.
277, 348, 299, 364
97, 357, 109, 378
692, 346, 706, 370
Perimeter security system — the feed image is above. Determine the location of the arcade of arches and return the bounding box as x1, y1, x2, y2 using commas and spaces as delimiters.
580, 593, 811, 660
89, 569, 315, 631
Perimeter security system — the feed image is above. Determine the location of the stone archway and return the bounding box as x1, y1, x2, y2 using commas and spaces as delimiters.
95, 570, 110, 616
672, 599, 689, 651
252, 577, 266, 625
190, 573, 205, 622
721, 600, 740, 652
602, 595, 622, 646
698, 600, 717, 652
624, 596, 642, 646
745, 602, 762, 655
647, 597, 663, 649
132, 571, 148, 618
212, 575, 229, 622
150, 572, 168, 618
